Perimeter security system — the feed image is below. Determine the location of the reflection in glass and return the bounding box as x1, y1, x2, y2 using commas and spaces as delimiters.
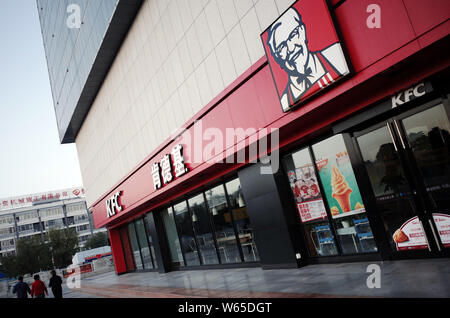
402, 104, 450, 212
402, 104, 450, 248
127, 223, 143, 270
143, 215, 158, 268
188, 194, 219, 265
135, 219, 153, 269
173, 201, 200, 266
283, 148, 338, 256
225, 178, 259, 262
313, 134, 377, 254
205, 185, 241, 264
160, 208, 184, 267
357, 127, 420, 252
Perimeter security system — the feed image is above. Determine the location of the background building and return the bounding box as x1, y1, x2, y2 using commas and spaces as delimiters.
37, 0, 450, 275
0, 187, 106, 259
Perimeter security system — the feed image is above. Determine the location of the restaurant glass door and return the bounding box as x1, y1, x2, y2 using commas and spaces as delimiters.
354, 100, 450, 257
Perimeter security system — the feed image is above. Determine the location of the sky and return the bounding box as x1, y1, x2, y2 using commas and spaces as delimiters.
0, 0, 83, 198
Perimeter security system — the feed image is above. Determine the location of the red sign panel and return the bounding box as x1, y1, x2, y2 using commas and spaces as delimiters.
261, 0, 350, 112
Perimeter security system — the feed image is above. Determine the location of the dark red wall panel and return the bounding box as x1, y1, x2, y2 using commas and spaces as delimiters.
335, 0, 416, 72
108, 228, 127, 274
403, 0, 450, 37
119, 226, 135, 272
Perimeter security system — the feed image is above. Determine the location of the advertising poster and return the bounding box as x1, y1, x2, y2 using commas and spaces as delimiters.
288, 164, 327, 223
260, 0, 350, 112
432, 213, 450, 248
393, 216, 428, 251
313, 136, 365, 218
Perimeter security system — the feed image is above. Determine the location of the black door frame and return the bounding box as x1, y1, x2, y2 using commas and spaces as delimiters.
350, 96, 450, 260
392, 97, 450, 256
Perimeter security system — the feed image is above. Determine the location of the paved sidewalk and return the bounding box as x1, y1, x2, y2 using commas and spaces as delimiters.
74, 258, 450, 298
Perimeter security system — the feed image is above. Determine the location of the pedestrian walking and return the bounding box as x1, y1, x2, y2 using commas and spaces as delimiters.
12, 276, 31, 298
30, 274, 48, 298
48, 270, 63, 298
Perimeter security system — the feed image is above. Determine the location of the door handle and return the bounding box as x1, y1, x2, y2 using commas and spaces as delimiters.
394, 120, 406, 149
419, 220, 432, 252
386, 123, 398, 152
428, 218, 442, 252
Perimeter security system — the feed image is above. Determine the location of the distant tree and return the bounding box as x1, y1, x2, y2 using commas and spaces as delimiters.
0, 253, 19, 278
5, 236, 53, 276
48, 228, 79, 269
84, 232, 109, 250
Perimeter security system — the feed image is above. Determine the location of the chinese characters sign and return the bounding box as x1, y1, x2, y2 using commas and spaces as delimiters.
151, 144, 189, 190
261, 0, 350, 112
297, 200, 327, 223
0, 187, 85, 211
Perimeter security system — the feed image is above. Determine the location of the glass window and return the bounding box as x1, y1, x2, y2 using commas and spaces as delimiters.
159, 208, 184, 267
283, 148, 338, 256
173, 201, 200, 266
143, 214, 158, 269
313, 134, 377, 254
188, 194, 219, 265
225, 178, 260, 262
127, 223, 143, 270
135, 219, 153, 269
402, 104, 450, 212
205, 185, 242, 264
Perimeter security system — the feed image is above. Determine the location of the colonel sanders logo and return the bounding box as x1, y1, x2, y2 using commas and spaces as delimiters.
262, 0, 350, 112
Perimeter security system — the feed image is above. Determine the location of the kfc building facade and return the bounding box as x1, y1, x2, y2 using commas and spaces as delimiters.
38, 0, 450, 274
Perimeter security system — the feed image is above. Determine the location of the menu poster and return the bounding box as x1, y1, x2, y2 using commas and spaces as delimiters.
297, 199, 328, 223
433, 213, 450, 248
288, 164, 327, 223
393, 216, 428, 251
315, 147, 365, 218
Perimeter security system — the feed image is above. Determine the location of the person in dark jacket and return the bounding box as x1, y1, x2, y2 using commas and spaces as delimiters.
31, 274, 48, 298
12, 276, 31, 298
48, 270, 63, 298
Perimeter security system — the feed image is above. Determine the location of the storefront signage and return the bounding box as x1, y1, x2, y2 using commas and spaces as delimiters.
333, 80, 433, 134
391, 82, 433, 108
151, 144, 189, 190
393, 216, 428, 251
261, 0, 350, 112
432, 213, 450, 248
106, 191, 123, 218
0, 187, 85, 211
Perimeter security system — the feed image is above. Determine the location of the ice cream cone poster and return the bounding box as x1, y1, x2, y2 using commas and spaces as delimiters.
393, 216, 428, 251
312, 135, 366, 218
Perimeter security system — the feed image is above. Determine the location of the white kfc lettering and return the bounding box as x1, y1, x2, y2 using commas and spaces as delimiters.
391, 82, 426, 108
106, 191, 123, 218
